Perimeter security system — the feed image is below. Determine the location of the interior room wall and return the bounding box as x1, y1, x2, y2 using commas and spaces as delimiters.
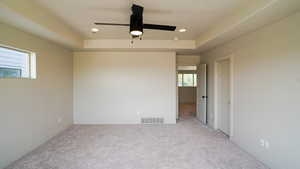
0, 23, 73, 168
176, 55, 201, 66
73, 51, 177, 124
200, 12, 300, 169
178, 87, 196, 104
178, 87, 196, 117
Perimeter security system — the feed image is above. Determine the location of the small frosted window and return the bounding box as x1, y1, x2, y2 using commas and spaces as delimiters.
183, 74, 194, 86
0, 46, 36, 79
178, 74, 183, 87
177, 73, 197, 87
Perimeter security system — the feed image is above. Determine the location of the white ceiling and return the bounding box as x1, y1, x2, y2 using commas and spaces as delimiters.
1, 0, 299, 51
35, 0, 245, 40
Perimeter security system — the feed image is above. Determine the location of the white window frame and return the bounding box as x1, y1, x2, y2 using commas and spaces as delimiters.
0, 44, 36, 79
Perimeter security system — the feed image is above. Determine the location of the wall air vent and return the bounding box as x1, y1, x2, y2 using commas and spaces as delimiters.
141, 117, 164, 124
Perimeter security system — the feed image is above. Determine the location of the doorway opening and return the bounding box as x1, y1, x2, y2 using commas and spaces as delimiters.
177, 66, 197, 118
214, 56, 234, 137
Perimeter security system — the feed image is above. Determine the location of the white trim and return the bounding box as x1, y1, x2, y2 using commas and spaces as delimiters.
214, 54, 234, 137
30, 52, 37, 79
0, 44, 37, 79
176, 70, 179, 120
0, 44, 33, 54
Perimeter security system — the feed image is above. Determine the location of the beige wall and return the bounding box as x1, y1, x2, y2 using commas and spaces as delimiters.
176, 55, 201, 66
0, 23, 73, 168
74, 51, 177, 124
201, 12, 300, 169
178, 87, 196, 104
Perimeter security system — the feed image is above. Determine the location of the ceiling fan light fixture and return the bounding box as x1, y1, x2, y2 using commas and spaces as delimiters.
94, 4, 176, 38
130, 13, 143, 37
130, 30, 143, 36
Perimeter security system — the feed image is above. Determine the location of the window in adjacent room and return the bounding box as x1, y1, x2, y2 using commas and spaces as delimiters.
177, 73, 183, 87
177, 73, 197, 87
0, 45, 36, 79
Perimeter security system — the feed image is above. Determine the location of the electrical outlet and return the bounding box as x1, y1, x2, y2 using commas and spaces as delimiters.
260, 139, 265, 147
265, 141, 270, 149
260, 139, 270, 149
57, 117, 62, 123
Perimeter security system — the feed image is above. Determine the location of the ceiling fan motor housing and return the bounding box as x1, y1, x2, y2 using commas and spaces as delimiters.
130, 4, 144, 36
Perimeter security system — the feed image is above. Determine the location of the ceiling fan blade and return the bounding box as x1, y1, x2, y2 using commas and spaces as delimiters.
143, 24, 176, 31
94, 23, 130, 26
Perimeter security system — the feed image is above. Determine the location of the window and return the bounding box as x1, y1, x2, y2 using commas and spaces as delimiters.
178, 73, 197, 87
0, 45, 36, 79
178, 74, 183, 87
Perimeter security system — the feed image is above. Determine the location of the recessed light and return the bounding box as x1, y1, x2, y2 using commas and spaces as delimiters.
179, 28, 187, 33
91, 28, 99, 33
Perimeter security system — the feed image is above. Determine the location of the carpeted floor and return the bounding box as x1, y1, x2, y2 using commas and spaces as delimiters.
6, 117, 269, 169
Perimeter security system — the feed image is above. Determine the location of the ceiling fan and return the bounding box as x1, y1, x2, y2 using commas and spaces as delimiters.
94, 4, 177, 38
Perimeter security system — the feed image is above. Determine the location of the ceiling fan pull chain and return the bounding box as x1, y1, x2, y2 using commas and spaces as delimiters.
130, 38, 134, 48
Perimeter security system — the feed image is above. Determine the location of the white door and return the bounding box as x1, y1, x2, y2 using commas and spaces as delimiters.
217, 60, 230, 135
197, 64, 207, 124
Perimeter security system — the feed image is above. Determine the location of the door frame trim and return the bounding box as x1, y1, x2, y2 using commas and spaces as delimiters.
214, 54, 234, 137
196, 64, 207, 124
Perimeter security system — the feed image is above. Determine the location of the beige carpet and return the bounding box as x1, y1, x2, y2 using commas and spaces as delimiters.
6, 117, 269, 169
